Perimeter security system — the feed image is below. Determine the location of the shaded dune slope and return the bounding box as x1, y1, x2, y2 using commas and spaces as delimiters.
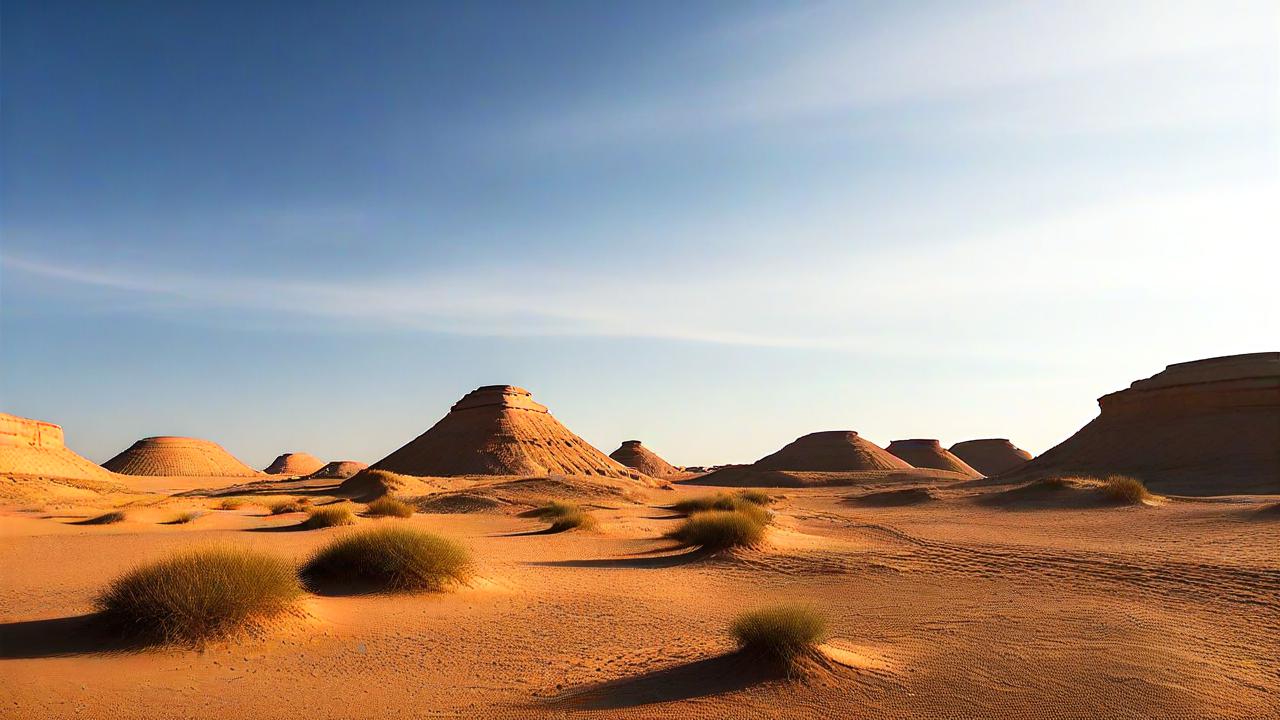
949, 438, 1033, 476
886, 439, 982, 478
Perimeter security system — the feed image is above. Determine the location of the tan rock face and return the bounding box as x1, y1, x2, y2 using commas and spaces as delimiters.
0, 413, 114, 481
1007, 352, 1280, 494
609, 440, 680, 477
102, 436, 262, 477
752, 431, 911, 472
264, 452, 326, 476
949, 438, 1033, 476
886, 439, 982, 478
373, 386, 644, 479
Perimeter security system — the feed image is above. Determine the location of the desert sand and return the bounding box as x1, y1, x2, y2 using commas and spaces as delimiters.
2, 358, 1278, 719
264, 452, 326, 477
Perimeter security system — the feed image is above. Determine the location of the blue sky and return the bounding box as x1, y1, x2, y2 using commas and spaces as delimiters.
2, 0, 1277, 469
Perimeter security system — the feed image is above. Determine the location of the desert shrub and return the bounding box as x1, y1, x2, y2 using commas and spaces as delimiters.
338, 469, 408, 501
1102, 475, 1150, 504
76, 511, 126, 525
301, 526, 472, 593
214, 498, 245, 510
95, 545, 301, 645
666, 510, 766, 550
167, 511, 201, 525
1038, 476, 1071, 488
730, 603, 828, 669
736, 489, 773, 506
526, 500, 580, 518
365, 496, 414, 518
672, 491, 772, 516
525, 500, 597, 532
301, 504, 356, 529
269, 498, 310, 515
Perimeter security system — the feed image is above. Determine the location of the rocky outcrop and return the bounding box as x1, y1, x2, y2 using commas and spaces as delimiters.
1006, 352, 1280, 494
752, 431, 911, 472
0, 412, 116, 481
373, 386, 647, 480
886, 439, 982, 478
949, 439, 1032, 476
609, 440, 680, 477
264, 452, 326, 476
103, 436, 263, 477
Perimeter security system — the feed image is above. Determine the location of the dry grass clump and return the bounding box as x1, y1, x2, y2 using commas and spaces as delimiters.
667, 510, 766, 550
166, 511, 202, 525
365, 496, 414, 518
301, 503, 356, 529
671, 491, 769, 514
525, 500, 598, 532
301, 526, 472, 593
1101, 475, 1151, 504
730, 603, 828, 671
214, 497, 246, 510
75, 511, 126, 525
95, 545, 301, 645
269, 498, 311, 515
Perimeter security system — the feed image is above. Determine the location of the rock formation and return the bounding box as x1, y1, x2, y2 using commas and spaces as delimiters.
307, 460, 368, 480
373, 385, 645, 479
0, 412, 116, 481
753, 431, 911, 472
1005, 352, 1280, 494
264, 452, 326, 476
609, 440, 680, 477
886, 439, 982, 478
949, 439, 1033, 476
102, 436, 262, 477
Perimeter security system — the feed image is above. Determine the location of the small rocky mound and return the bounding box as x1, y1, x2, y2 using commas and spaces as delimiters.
307, 460, 368, 480
102, 436, 262, 477
373, 385, 648, 480
753, 431, 910, 472
885, 439, 982, 478
948, 439, 1033, 477
263, 452, 326, 476
609, 440, 680, 477
847, 488, 938, 506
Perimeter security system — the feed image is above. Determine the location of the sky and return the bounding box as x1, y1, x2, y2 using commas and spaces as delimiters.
1, 0, 1277, 469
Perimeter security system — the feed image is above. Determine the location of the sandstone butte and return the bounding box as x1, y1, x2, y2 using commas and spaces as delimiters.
949, 438, 1033, 477
886, 439, 983, 478
102, 436, 263, 477
263, 452, 326, 476
609, 440, 681, 477
0, 412, 115, 481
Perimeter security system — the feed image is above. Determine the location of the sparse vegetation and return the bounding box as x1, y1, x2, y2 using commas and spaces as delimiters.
301, 526, 472, 593
301, 504, 356, 529
667, 509, 766, 550
525, 500, 598, 531
214, 498, 246, 510
166, 511, 201, 525
76, 511, 126, 525
95, 545, 302, 645
671, 491, 772, 516
365, 496, 414, 518
730, 603, 828, 670
736, 489, 773, 506
339, 468, 408, 501
1101, 475, 1150, 504
269, 498, 311, 515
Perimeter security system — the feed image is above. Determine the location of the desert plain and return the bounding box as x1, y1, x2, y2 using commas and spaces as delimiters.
1, 354, 1278, 719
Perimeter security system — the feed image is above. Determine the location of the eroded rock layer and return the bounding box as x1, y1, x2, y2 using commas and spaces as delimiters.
264, 452, 326, 476
103, 436, 262, 477
609, 440, 680, 477
373, 386, 643, 479
0, 412, 115, 481
1006, 352, 1280, 494
949, 439, 1033, 477
886, 439, 982, 478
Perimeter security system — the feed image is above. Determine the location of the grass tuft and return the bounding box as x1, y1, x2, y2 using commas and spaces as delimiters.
301, 526, 472, 593
214, 498, 246, 510
301, 504, 356, 529
269, 498, 311, 515
76, 511, 126, 525
1101, 475, 1150, 504
95, 545, 301, 645
525, 500, 598, 532
166, 511, 201, 525
666, 509, 766, 550
729, 603, 828, 671
365, 496, 415, 518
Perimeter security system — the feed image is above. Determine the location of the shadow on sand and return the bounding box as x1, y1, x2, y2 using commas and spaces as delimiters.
526, 546, 713, 569
547, 651, 782, 710
0, 614, 157, 659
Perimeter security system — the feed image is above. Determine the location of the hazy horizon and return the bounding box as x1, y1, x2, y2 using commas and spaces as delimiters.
3, 0, 1277, 469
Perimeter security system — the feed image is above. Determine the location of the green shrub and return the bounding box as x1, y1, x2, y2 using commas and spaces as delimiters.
666, 510, 766, 550
95, 546, 301, 645
365, 496, 414, 518
301, 504, 356, 529
301, 526, 472, 593
729, 603, 828, 669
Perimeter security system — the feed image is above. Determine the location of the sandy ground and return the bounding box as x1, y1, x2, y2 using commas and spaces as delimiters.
1, 476, 1277, 719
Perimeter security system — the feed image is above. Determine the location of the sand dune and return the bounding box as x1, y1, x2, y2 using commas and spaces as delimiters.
103, 436, 263, 478
948, 438, 1033, 476
885, 439, 982, 478
306, 461, 367, 480
264, 452, 325, 476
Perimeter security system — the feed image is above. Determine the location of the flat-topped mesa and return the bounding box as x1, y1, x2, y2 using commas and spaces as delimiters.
372, 385, 646, 480
264, 452, 326, 476
949, 438, 1033, 476
1007, 352, 1280, 494
886, 439, 982, 478
0, 412, 115, 481
753, 431, 911, 472
609, 440, 680, 477
102, 436, 263, 477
